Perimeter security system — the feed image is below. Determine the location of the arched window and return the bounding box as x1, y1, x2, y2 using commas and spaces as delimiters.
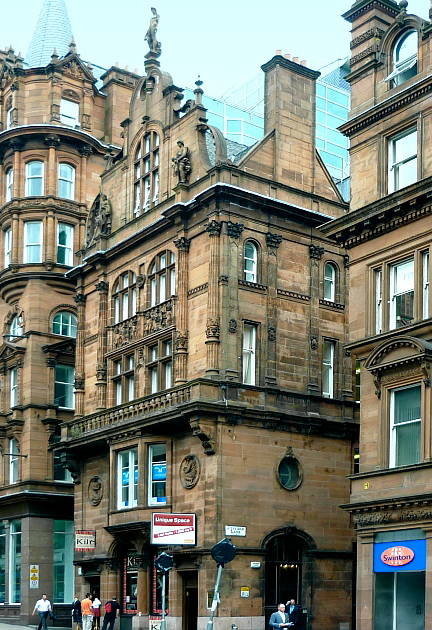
323, 262, 337, 301
58, 163, 75, 200
52, 311, 77, 337
113, 271, 137, 324
133, 131, 160, 216
243, 241, 258, 283
5, 167, 13, 202
148, 251, 175, 307
25, 160, 44, 196
10, 314, 23, 339
386, 30, 418, 86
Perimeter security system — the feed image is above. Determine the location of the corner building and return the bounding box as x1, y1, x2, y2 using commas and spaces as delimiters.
57, 41, 357, 630
0, 40, 138, 624
323, 2, 432, 629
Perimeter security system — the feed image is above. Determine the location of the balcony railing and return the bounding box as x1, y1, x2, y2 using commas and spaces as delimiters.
66, 383, 192, 439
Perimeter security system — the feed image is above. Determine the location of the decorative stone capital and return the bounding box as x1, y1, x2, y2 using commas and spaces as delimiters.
79, 144, 93, 157
173, 236, 191, 251
8, 138, 23, 152
74, 293, 86, 305
205, 220, 222, 237
268, 325, 276, 342
44, 134, 60, 148
74, 376, 85, 390
226, 221, 244, 239
206, 318, 220, 339
309, 244, 325, 259
266, 233, 283, 249
95, 281, 109, 293
175, 331, 188, 351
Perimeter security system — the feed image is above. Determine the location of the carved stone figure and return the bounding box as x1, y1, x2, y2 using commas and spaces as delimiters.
145, 7, 162, 56
180, 455, 201, 489
85, 193, 112, 247
172, 141, 192, 184
88, 476, 103, 506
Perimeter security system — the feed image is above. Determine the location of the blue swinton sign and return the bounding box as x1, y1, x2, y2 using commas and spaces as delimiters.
373, 539, 426, 572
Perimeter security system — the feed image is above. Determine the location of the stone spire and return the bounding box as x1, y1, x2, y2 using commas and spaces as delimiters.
26, 0, 74, 68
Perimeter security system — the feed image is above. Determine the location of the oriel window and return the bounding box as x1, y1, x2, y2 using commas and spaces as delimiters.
133, 131, 160, 215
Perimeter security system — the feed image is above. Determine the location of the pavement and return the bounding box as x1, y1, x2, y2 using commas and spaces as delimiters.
0, 624, 61, 629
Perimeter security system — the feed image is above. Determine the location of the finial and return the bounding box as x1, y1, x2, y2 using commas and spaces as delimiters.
69, 39, 77, 54
194, 75, 204, 106
144, 7, 161, 60
399, 0, 408, 11
51, 48, 59, 62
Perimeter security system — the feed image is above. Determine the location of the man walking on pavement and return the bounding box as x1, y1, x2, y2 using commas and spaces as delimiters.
101, 596, 120, 630
81, 593, 94, 630
32, 593, 52, 630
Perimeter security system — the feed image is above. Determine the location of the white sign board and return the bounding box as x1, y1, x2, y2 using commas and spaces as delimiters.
225, 525, 247, 537
151, 513, 196, 545
29, 564, 39, 589
75, 530, 96, 552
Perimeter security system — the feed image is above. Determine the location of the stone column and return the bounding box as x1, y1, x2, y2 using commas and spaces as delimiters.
95, 280, 109, 410
307, 244, 324, 416
173, 236, 190, 384
223, 222, 244, 380
9, 138, 22, 197
45, 209, 55, 266
74, 291, 86, 417
205, 220, 222, 376
265, 233, 283, 385
11, 212, 19, 264
44, 134, 60, 197
79, 145, 92, 204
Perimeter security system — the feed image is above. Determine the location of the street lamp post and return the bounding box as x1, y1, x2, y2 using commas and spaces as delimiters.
206, 538, 236, 630
154, 552, 174, 630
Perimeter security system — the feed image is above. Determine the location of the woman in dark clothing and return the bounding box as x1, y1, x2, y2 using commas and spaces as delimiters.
72, 595, 83, 630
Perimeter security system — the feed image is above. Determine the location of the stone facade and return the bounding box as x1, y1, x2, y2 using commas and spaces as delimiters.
0, 44, 138, 624
324, 2, 432, 630
56, 45, 357, 630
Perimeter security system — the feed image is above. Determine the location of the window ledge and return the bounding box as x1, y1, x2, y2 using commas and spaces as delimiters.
319, 298, 345, 310
348, 459, 432, 480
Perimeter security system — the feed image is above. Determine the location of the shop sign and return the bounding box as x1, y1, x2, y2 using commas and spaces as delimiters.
151, 513, 196, 545
75, 529, 96, 552
29, 564, 39, 589
373, 539, 426, 572
240, 586, 250, 598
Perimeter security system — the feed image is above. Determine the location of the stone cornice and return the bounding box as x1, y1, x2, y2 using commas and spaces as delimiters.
339, 75, 432, 137
261, 55, 320, 80
341, 490, 432, 528
320, 176, 432, 248
350, 27, 386, 49
342, 0, 399, 23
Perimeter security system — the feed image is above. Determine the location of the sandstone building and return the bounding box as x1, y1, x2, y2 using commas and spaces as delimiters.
0, 1, 360, 629
323, 1, 432, 629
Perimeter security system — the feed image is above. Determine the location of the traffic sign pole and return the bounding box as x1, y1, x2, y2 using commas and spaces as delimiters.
206, 538, 236, 630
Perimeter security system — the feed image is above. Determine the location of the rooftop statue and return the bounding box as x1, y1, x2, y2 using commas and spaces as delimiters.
145, 7, 161, 57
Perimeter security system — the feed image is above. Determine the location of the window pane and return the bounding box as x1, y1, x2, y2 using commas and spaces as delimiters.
394, 386, 421, 424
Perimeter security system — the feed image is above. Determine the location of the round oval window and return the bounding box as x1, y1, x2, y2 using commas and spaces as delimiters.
278, 457, 302, 490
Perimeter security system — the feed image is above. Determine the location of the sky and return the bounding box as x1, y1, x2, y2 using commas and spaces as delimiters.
1, 0, 430, 99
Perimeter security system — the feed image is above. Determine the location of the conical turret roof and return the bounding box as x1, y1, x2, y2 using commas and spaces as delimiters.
26, 0, 73, 68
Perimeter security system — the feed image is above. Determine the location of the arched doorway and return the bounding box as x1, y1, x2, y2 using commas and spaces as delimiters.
263, 528, 315, 621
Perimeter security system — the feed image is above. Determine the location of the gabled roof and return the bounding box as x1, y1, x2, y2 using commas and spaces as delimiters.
26, 0, 73, 68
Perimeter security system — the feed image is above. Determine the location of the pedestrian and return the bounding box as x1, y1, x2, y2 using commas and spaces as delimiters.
81, 592, 94, 630
32, 593, 52, 630
72, 594, 83, 630
286, 598, 303, 630
101, 596, 120, 630
269, 603, 293, 629
92, 594, 102, 630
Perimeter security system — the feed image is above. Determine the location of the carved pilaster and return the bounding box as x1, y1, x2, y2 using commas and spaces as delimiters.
173, 235, 190, 383
74, 290, 86, 417
96, 277, 109, 409
205, 221, 221, 375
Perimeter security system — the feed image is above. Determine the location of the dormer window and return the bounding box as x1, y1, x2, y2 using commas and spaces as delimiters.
386, 30, 418, 86
60, 99, 80, 128
133, 132, 160, 216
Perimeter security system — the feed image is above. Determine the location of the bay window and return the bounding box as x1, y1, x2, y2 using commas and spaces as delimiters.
58, 163, 75, 200
57, 222, 74, 266
388, 128, 417, 193
390, 385, 421, 468
117, 448, 138, 509
148, 444, 167, 505
4, 227, 11, 266
242, 323, 257, 385
54, 364, 75, 409
24, 221, 43, 263
5, 167, 13, 202
9, 367, 18, 407
25, 160, 44, 196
